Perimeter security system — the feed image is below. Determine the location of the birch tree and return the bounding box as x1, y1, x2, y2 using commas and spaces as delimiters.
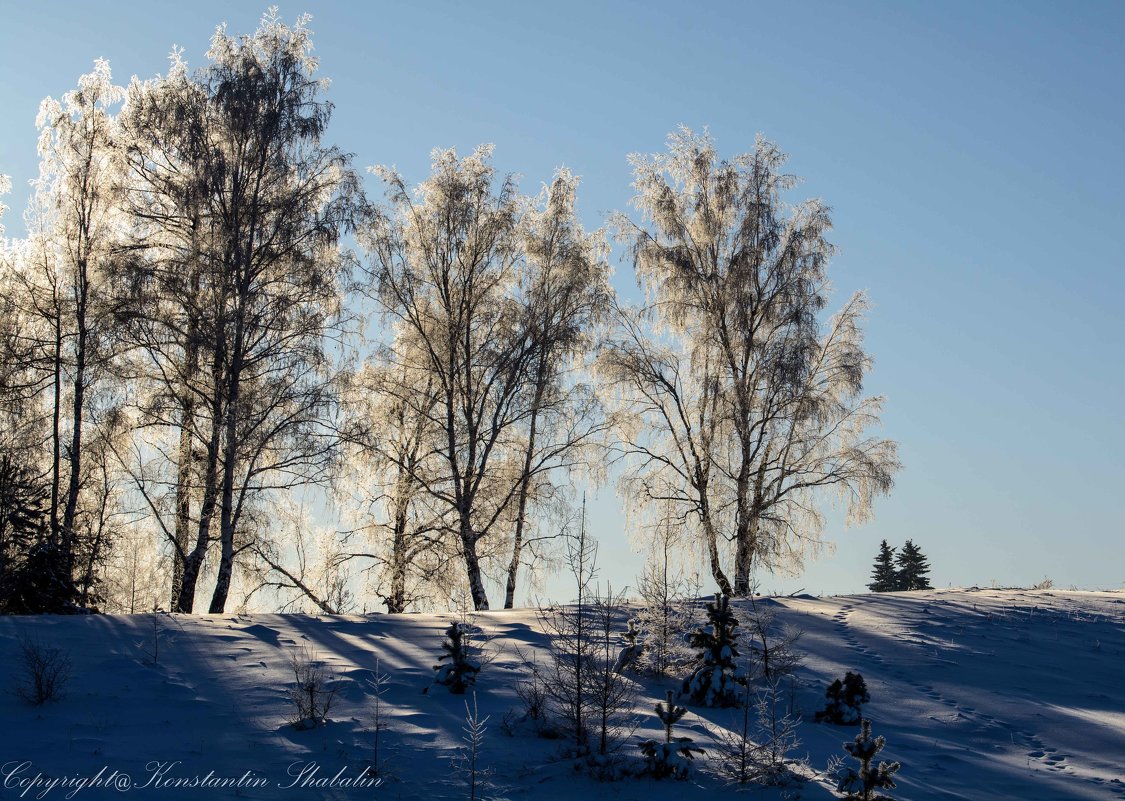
602, 129, 899, 595
502, 171, 612, 608
335, 356, 457, 613
363, 151, 610, 610
9, 61, 127, 605
116, 11, 360, 612
116, 55, 223, 612
363, 147, 528, 611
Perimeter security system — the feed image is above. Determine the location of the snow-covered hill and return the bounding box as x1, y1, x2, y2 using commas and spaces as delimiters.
0, 589, 1122, 800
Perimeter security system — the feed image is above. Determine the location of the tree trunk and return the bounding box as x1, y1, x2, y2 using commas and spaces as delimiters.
61, 286, 88, 576
698, 497, 733, 596
504, 390, 543, 609
169, 406, 193, 611
733, 519, 756, 596
386, 498, 409, 614
174, 356, 224, 614
171, 269, 202, 610
208, 317, 244, 614
208, 453, 236, 614
49, 314, 62, 547
460, 514, 489, 610
733, 453, 769, 595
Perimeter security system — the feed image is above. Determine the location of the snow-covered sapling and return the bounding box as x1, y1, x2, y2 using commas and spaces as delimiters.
451, 693, 491, 801
367, 654, 390, 777
815, 671, 870, 725
715, 645, 804, 787
834, 718, 901, 800
433, 622, 481, 694
681, 593, 744, 707
638, 690, 705, 779
612, 618, 643, 674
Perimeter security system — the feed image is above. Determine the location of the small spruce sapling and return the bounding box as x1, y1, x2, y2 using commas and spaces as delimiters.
434, 622, 481, 694
815, 671, 869, 725
834, 718, 901, 800
452, 692, 491, 801
638, 690, 704, 779
681, 593, 743, 707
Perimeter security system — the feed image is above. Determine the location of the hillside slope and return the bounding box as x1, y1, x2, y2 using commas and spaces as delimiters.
0, 589, 1122, 800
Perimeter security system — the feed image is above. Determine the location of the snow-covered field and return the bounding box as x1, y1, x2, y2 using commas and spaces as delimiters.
0, 589, 1122, 800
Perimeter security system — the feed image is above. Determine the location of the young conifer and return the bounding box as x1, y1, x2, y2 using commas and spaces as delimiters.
638, 689, 704, 779
867, 540, 898, 593
894, 540, 932, 591
433, 622, 481, 694
682, 593, 743, 707
835, 718, 901, 801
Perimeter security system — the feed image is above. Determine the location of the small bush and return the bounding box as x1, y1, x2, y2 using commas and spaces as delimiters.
516, 672, 548, 722
286, 646, 338, 729
815, 671, 869, 725
15, 633, 71, 705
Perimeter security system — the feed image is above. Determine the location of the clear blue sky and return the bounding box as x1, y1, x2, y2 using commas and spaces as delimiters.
2, 1, 1122, 599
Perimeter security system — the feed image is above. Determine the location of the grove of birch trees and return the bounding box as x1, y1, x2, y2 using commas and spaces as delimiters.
0, 11, 898, 614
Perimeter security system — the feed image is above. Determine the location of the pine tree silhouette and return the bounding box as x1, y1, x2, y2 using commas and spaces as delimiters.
682, 593, 743, 707
894, 540, 932, 590
433, 622, 481, 693
867, 540, 897, 593
835, 718, 901, 800
816, 671, 870, 725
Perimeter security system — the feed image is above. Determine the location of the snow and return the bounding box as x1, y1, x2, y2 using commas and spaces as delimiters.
0, 588, 1122, 800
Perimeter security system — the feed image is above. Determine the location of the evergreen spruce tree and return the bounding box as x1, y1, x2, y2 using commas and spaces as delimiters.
0, 455, 54, 613
433, 622, 481, 693
815, 671, 870, 725
834, 718, 901, 800
894, 540, 932, 591
681, 593, 743, 707
638, 689, 705, 779
867, 540, 897, 593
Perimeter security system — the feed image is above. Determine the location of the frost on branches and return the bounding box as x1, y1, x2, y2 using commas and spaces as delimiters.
601, 128, 900, 598
681, 593, 744, 707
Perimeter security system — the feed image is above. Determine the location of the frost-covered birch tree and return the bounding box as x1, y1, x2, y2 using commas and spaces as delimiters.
602, 129, 899, 595
362, 147, 525, 610
362, 151, 610, 610
115, 55, 224, 613
115, 11, 361, 613
7, 61, 128, 606
502, 171, 612, 608
334, 355, 458, 613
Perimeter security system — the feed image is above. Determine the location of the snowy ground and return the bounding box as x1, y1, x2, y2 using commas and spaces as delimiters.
0, 588, 1122, 800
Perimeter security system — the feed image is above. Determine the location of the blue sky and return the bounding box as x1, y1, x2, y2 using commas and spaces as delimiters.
2, 1, 1122, 599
